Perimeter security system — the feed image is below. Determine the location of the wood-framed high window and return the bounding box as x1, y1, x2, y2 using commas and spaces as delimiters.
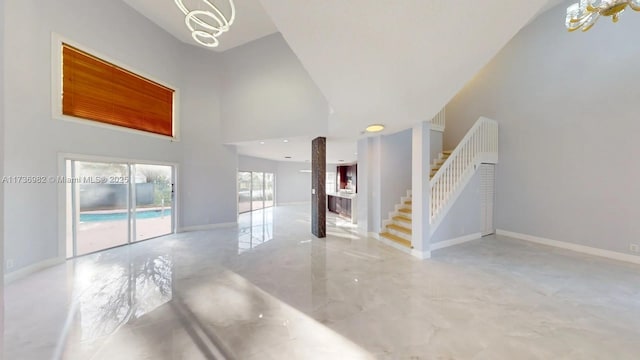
61, 43, 175, 137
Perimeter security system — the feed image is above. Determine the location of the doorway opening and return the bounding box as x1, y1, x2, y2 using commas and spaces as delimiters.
65, 159, 175, 258
480, 163, 495, 236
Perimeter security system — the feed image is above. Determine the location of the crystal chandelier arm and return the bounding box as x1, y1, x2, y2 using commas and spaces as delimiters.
566, 0, 637, 31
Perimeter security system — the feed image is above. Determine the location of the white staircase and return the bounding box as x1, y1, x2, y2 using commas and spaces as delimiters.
375, 114, 498, 253
380, 190, 413, 249
430, 117, 498, 234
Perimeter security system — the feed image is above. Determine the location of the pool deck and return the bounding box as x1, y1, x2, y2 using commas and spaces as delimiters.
75, 216, 172, 256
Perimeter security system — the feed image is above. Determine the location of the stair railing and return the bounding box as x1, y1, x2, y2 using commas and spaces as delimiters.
430, 108, 446, 132
430, 117, 498, 228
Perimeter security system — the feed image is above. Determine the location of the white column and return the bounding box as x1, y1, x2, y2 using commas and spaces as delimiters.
411, 121, 431, 259
356, 136, 382, 236
1, 0, 5, 341
356, 138, 368, 233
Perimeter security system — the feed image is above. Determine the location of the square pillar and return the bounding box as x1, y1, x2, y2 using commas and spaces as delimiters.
311, 137, 326, 238
411, 121, 431, 258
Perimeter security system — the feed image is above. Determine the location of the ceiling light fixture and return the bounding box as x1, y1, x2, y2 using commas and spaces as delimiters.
259, 141, 265, 145
283, 139, 289, 143
566, 0, 640, 31
174, 0, 236, 47
365, 124, 385, 133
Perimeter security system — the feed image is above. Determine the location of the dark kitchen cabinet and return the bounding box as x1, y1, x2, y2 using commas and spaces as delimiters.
337, 164, 357, 193
327, 195, 352, 218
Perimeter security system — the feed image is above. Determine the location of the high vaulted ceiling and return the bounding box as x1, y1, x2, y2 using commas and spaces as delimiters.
122, 0, 566, 161
258, 0, 563, 138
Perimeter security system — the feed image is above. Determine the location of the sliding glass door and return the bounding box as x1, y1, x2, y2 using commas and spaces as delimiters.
264, 173, 274, 208
133, 164, 173, 242
74, 161, 130, 256
238, 172, 252, 214
66, 159, 175, 258
251, 172, 265, 211
238, 171, 275, 214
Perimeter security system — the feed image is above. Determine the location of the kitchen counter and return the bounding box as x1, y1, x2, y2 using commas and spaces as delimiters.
327, 191, 356, 199
327, 192, 357, 224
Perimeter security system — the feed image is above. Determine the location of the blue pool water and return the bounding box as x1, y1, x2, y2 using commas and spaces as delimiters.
80, 209, 171, 222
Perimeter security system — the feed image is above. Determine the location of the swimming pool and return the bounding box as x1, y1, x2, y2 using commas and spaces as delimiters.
80, 209, 172, 222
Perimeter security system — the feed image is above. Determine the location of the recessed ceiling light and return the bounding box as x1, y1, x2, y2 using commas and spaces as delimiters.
365, 124, 385, 133
285, 156, 292, 159
339, 160, 345, 162
283, 139, 289, 143
259, 141, 265, 145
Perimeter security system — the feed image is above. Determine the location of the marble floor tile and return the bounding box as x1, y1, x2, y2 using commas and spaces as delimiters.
4, 204, 640, 359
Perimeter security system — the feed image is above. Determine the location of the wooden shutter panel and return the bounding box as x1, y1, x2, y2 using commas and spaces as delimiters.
62, 44, 174, 137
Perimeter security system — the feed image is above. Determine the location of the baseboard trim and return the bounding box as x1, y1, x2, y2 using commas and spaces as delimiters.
371, 232, 431, 259
5, 257, 65, 284
496, 229, 640, 265
178, 222, 237, 233
411, 249, 431, 260
430, 233, 482, 251
373, 233, 413, 256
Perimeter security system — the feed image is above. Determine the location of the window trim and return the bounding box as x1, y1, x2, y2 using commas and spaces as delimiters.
51, 33, 181, 141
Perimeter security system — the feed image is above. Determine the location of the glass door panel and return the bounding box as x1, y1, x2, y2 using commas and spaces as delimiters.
251, 172, 265, 211
264, 173, 274, 208
238, 172, 252, 213
133, 164, 173, 242
75, 161, 130, 256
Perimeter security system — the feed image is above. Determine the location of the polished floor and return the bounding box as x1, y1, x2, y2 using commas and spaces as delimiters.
4, 204, 640, 359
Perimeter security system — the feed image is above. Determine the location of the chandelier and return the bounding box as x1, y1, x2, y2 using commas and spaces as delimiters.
566, 0, 640, 31
174, 0, 236, 47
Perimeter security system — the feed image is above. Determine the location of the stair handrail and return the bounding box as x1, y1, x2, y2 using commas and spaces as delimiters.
430, 108, 446, 132
430, 117, 498, 225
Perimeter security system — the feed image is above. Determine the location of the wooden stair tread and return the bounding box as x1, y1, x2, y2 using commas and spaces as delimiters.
387, 224, 412, 235
442, 150, 452, 154
398, 208, 411, 213
393, 215, 411, 223
380, 232, 412, 248
404, 200, 412, 205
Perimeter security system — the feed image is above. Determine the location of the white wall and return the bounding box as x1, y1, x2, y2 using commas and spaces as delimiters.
380, 129, 412, 223
276, 161, 311, 204
431, 171, 481, 244
356, 139, 369, 233
446, 1, 640, 255
368, 138, 382, 233
3, 0, 237, 273
220, 33, 329, 143
1, 0, 5, 341
238, 155, 278, 174
179, 48, 238, 229
430, 130, 443, 164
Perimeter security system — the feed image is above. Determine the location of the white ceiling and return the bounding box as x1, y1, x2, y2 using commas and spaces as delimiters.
235, 137, 358, 164
122, 0, 278, 52
122, 0, 566, 164
257, 0, 560, 138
